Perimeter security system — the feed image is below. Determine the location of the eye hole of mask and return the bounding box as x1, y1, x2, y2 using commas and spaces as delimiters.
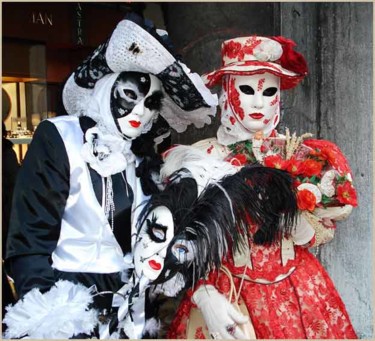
239, 85, 255, 95
123, 89, 137, 100
144, 91, 164, 111
174, 243, 188, 255
171, 239, 196, 263
152, 226, 166, 241
146, 214, 168, 243
263, 87, 278, 97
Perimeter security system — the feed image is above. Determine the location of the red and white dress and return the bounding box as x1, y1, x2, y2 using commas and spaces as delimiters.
167, 136, 358, 339
168, 233, 357, 338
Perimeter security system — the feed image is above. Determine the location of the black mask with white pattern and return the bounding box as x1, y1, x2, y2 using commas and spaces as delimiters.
110, 72, 164, 137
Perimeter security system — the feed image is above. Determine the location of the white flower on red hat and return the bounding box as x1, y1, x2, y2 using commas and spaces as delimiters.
253, 40, 283, 62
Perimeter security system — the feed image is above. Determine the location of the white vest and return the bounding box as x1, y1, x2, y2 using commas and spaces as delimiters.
50, 116, 145, 273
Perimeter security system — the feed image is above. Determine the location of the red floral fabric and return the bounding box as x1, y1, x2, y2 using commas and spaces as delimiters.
167, 135, 357, 339
168, 238, 357, 339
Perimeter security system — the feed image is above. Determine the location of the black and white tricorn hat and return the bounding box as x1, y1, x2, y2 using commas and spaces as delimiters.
63, 13, 218, 134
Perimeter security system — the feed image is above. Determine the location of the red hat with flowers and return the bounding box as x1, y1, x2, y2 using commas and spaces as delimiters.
203, 35, 308, 90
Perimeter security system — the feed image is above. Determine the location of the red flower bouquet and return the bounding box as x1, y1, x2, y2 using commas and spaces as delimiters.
257, 132, 358, 211
227, 130, 357, 214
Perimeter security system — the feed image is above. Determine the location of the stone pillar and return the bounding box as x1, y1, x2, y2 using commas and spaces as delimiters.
281, 3, 373, 338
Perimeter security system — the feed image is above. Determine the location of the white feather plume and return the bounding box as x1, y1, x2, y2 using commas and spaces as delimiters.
119, 252, 135, 283
161, 145, 238, 194
3, 280, 98, 339
143, 317, 161, 337
149, 272, 186, 297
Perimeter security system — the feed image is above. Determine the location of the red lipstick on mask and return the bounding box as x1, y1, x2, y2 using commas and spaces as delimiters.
129, 120, 141, 128
149, 260, 162, 270
249, 113, 264, 120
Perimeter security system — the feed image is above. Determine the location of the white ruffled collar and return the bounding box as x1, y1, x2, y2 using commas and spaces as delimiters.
81, 126, 135, 177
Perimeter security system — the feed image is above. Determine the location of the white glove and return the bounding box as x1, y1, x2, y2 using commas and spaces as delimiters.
192, 285, 249, 339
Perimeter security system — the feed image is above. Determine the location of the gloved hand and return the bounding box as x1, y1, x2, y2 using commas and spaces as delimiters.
192, 285, 249, 339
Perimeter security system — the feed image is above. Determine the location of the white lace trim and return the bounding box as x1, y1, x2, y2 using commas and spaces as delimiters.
143, 317, 161, 337
179, 62, 219, 107
62, 74, 93, 117
160, 94, 216, 133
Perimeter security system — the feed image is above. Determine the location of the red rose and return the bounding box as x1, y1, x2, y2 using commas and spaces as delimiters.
286, 157, 305, 175
337, 181, 358, 206
301, 159, 323, 177
228, 153, 247, 166
297, 189, 316, 211
264, 154, 288, 170
271, 36, 308, 76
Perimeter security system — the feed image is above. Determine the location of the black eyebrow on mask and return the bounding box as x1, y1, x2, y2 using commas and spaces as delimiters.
146, 218, 168, 243
144, 90, 164, 111
147, 221, 168, 232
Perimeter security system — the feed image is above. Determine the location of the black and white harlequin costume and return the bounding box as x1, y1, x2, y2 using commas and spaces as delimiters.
3, 13, 217, 339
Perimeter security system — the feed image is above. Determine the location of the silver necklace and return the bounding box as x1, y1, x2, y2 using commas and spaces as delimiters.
105, 176, 115, 231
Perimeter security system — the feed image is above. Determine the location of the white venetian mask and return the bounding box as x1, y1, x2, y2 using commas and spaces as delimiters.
133, 206, 174, 281
110, 72, 163, 139
226, 73, 281, 136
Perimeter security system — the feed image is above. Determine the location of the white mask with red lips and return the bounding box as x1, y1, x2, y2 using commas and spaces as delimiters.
111, 73, 163, 139
133, 206, 175, 281
133, 205, 197, 282
217, 73, 281, 145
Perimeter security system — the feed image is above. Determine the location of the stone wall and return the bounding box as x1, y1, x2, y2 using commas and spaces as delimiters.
281, 3, 373, 338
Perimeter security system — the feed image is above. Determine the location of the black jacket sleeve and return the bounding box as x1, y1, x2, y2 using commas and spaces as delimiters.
2, 138, 20, 254
5, 120, 70, 298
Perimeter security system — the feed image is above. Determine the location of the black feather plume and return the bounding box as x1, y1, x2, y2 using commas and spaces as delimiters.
136, 164, 298, 288
235, 165, 298, 245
